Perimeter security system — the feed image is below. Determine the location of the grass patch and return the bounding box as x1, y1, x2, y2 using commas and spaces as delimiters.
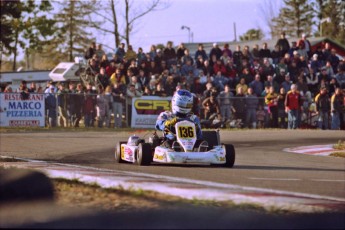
51, 178, 293, 215
333, 140, 345, 150
330, 152, 345, 158
0, 156, 24, 162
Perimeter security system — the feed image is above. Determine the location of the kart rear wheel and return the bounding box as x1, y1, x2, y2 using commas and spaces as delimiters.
222, 144, 235, 168
136, 143, 152, 166
115, 141, 126, 163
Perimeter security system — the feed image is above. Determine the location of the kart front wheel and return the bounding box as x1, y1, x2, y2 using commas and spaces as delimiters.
136, 143, 152, 166
222, 144, 235, 168
115, 141, 126, 163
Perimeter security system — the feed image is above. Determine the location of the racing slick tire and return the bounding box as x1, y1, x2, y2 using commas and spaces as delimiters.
115, 141, 126, 163
136, 143, 152, 166
222, 144, 235, 168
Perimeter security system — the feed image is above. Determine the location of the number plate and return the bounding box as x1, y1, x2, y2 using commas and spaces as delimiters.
177, 125, 195, 139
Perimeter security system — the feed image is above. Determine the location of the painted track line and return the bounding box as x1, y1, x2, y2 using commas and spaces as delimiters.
1, 156, 345, 213
283, 144, 345, 156
311, 179, 345, 182
248, 177, 301, 181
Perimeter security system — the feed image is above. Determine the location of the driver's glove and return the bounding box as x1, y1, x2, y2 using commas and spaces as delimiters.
164, 117, 177, 128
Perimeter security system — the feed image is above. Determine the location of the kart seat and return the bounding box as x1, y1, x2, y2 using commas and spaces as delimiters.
172, 141, 182, 152
198, 140, 209, 152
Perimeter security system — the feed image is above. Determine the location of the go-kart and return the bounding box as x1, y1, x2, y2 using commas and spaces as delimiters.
115, 120, 235, 167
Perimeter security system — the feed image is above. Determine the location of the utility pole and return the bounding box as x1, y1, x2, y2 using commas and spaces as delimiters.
181, 25, 191, 43
233, 22, 237, 42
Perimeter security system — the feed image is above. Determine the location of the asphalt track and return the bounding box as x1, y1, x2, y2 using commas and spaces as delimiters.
1, 129, 345, 228
1, 129, 344, 199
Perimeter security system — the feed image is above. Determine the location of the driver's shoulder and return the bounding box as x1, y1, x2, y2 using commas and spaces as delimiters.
187, 113, 199, 122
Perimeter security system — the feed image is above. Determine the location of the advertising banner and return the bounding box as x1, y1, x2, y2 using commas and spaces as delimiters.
131, 96, 172, 128
0, 93, 45, 127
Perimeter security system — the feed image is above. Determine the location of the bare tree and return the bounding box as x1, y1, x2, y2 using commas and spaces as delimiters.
258, 0, 282, 39
89, 0, 170, 49
123, 0, 169, 45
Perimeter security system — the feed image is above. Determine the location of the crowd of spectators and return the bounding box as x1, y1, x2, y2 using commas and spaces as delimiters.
3, 33, 345, 130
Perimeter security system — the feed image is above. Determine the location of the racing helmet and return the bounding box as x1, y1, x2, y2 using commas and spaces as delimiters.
171, 89, 193, 116
127, 135, 140, 146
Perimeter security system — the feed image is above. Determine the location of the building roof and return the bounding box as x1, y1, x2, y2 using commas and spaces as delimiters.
182, 36, 345, 59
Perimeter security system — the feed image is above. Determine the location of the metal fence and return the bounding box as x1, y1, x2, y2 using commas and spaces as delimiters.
2, 92, 337, 129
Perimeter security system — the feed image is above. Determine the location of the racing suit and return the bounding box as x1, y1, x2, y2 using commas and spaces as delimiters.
155, 111, 203, 141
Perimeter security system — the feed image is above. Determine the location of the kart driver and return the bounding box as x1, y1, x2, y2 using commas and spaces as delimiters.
155, 89, 208, 151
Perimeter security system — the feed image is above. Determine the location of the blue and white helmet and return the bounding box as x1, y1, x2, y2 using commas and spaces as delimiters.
171, 89, 193, 115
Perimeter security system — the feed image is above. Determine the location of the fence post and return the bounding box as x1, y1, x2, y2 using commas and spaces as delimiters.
125, 96, 128, 128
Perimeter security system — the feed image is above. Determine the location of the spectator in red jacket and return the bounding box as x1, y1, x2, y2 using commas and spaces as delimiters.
285, 84, 303, 129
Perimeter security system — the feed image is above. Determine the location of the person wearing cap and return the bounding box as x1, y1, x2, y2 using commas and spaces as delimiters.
318, 66, 331, 83
310, 53, 322, 74
153, 48, 164, 68
285, 84, 303, 129
209, 42, 222, 60
314, 87, 331, 129
275, 32, 290, 57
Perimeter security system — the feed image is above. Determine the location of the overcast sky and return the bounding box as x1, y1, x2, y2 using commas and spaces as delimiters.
99, 0, 283, 54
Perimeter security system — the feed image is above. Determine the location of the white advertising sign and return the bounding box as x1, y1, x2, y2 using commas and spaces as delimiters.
0, 93, 45, 127
131, 96, 172, 128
